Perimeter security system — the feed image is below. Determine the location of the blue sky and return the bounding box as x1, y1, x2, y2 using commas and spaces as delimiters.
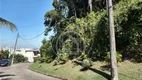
0, 0, 54, 48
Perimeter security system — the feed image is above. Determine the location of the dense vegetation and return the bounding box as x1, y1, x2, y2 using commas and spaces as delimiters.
11, 54, 28, 63
0, 50, 10, 59
38, 0, 142, 65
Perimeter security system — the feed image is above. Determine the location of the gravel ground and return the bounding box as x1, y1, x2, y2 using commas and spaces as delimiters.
0, 63, 60, 80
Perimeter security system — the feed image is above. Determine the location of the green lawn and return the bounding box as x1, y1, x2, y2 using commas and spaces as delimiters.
29, 60, 142, 80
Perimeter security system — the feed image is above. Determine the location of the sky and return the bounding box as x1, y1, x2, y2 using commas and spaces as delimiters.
0, 0, 54, 48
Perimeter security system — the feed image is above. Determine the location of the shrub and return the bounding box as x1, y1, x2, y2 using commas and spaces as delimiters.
46, 56, 53, 63
62, 53, 69, 61
77, 52, 87, 61
37, 56, 53, 63
82, 58, 92, 68
53, 53, 69, 65
38, 57, 47, 63
23, 57, 28, 62
11, 54, 28, 63
0, 50, 10, 59
105, 51, 122, 62
57, 53, 69, 61
34, 57, 40, 62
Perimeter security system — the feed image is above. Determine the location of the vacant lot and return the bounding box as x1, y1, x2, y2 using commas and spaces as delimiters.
30, 60, 142, 80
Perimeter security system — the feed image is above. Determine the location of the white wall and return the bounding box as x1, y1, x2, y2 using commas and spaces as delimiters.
1, 47, 40, 62
25, 51, 34, 62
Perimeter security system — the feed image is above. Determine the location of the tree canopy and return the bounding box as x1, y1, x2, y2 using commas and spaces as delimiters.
40, 0, 142, 63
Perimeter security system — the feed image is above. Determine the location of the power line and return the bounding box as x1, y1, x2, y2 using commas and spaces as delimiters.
13, 31, 45, 48
36, 35, 42, 47
19, 37, 38, 48
20, 31, 45, 40
17, 23, 43, 29
4, 37, 16, 47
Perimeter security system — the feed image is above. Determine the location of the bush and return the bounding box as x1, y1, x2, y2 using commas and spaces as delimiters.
62, 53, 69, 61
23, 57, 28, 62
11, 54, 28, 63
57, 53, 69, 61
53, 53, 69, 65
0, 50, 10, 59
39, 57, 47, 63
105, 51, 122, 62
82, 58, 92, 68
36, 56, 53, 63
77, 52, 87, 61
34, 57, 40, 62
46, 56, 53, 63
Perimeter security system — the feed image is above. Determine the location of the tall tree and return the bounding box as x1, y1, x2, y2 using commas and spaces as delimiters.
108, 0, 118, 80
0, 17, 17, 31
88, 0, 92, 12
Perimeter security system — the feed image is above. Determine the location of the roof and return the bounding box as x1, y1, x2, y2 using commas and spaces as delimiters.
25, 50, 40, 52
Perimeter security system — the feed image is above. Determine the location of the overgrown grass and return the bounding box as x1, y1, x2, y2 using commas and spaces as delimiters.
29, 60, 142, 80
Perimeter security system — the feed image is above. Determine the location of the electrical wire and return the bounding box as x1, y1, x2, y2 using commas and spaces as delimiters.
20, 31, 45, 40
36, 36, 42, 47
3, 31, 45, 48
3, 37, 16, 47
19, 36, 38, 48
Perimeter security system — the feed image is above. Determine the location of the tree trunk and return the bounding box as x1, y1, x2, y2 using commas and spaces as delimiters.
108, 0, 118, 80
88, 0, 92, 12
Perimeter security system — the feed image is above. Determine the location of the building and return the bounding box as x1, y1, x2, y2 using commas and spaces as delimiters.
15, 49, 40, 62
0, 46, 40, 62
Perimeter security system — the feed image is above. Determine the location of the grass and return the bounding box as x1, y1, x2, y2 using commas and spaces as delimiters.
118, 61, 142, 80
29, 60, 142, 80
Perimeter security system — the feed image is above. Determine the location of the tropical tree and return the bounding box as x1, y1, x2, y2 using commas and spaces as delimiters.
108, 0, 118, 79
0, 50, 10, 59
42, 0, 142, 70
0, 17, 17, 31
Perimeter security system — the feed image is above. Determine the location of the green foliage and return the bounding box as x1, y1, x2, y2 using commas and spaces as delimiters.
40, 39, 56, 61
89, 0, 142, 61
11, 54, 28, 63
38, 57, 47, 63
34, 57, 40, 62
82, 58, 92, 68
41, 0, 142, 63
0, 50, 10, 59
77, 52, 87, 61
53, 53, 69, 65
105, 52, 122, 62
57, 53, 69, 61
62, 53, 69, 60
61, 39, 73, 54
114, 0, 142, 61
0, 17, 17, 31
38, 56, 53, 63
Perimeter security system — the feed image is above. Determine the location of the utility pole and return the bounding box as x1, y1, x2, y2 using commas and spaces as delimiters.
11, 33, 19, 65
108, 0, 118, 80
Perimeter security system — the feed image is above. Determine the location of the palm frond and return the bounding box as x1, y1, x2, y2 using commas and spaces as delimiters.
0, 17, 17, 31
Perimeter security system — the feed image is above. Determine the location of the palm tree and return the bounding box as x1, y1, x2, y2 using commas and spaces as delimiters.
108, 0, 118, 80
0, 17, 17, 31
